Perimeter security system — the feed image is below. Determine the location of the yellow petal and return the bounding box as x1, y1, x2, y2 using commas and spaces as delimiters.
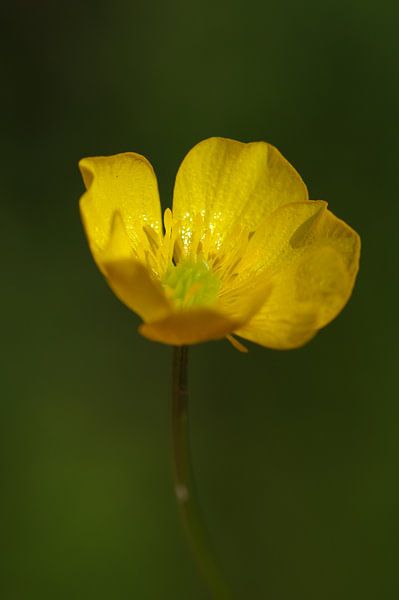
236, 310, 319, 350
172, 137, 308, 255
215, 202, 326, 333
104, 258, 172, 323
239, 201, 327, 274
218, 273, 274, 326
79, 152, 162, 256
235, 210, 360, 349
314, 209, 360, 279
98, 212, 172, 323
139, 308, 240, 346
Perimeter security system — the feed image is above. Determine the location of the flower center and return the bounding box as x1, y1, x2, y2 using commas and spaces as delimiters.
162, 259, 220, 309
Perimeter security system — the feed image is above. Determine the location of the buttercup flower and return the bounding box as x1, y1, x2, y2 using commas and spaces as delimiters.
79, 137, 360, 349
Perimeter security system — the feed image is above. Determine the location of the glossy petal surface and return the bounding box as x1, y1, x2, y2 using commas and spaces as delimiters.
79, 153, 162, 257
80, 153, 172, 323
235, 207, 360, 349
172, 137, 308, 256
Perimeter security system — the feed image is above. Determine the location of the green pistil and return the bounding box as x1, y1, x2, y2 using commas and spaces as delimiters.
163, 260, 220, 308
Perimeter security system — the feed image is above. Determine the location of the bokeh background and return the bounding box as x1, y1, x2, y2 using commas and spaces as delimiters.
2, 0, 399, 598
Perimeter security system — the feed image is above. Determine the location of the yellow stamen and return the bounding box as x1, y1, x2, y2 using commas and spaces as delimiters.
226, 334, 248, 353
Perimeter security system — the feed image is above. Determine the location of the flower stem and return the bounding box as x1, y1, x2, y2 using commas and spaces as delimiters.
172, 346, 232, 599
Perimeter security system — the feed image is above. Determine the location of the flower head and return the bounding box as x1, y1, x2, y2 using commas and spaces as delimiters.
79, 137, 360, 349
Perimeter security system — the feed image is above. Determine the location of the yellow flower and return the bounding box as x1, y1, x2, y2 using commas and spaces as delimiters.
79, 137, 360, 350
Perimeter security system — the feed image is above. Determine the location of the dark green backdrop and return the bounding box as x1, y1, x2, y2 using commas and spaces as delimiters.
2, 0, 398, 598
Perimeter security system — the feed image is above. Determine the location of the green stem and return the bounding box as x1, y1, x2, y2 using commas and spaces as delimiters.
172, 346, 232, 599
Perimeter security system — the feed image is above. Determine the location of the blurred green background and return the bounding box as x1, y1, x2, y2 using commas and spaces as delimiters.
2, 0, 398, 598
